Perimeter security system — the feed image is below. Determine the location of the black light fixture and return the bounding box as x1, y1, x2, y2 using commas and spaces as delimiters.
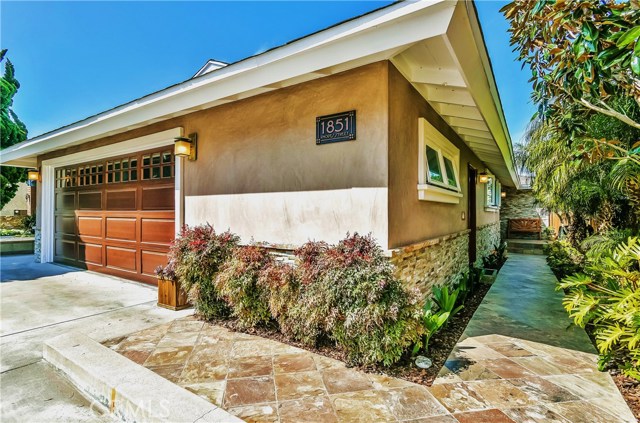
174, 133, 197, 161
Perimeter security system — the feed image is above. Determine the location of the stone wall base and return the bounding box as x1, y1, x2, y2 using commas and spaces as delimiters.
34, 228, 42, 263
389, 230, 470, 300
476, 222, 501, 267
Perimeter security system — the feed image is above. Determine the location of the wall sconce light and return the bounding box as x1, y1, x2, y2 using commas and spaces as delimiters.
27, 169, 40, 181
478, 172, 490, 184
174, 133, 197, 161
501, 191, 507, 198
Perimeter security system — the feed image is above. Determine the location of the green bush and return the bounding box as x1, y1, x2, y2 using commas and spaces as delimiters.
169, 224, 239, 319
482, 242, 508, 270
258, 260, 299, 337
21, 214, 36, 233
558, 237, 640, 380
215, 245, 273, 328
412, 302, 449, 355
544, 240, 585, 280
289, 234, 423, 366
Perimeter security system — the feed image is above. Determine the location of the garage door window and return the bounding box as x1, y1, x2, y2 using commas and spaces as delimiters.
142, 150, 174, 180
107, 156, 138, 184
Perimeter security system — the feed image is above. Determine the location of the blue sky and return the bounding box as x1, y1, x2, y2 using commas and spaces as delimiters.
1, 1, 534, 143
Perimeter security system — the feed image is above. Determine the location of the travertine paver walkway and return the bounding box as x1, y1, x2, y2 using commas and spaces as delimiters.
107, 253, 635, 422
432, 253, 635, 422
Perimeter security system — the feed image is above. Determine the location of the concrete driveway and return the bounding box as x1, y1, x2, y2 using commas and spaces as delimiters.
0, 254, 192, 422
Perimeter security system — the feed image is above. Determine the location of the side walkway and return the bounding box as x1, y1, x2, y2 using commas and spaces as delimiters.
432, 253, 635, 422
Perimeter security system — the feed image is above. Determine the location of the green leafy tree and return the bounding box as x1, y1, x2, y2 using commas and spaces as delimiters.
0, 49, 28, 209
502, 1, 640, 218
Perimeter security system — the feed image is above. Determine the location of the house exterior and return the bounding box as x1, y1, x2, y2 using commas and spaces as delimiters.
1, 1, 517, 295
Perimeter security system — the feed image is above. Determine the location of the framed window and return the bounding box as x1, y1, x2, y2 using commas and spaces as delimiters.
417, 118, 463, 203
485, 175, 501, 210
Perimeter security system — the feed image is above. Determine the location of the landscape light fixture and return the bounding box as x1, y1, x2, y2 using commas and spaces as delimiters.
174, 134, 197, 161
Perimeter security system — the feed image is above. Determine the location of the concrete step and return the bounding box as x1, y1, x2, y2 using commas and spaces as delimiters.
506, 239, 549, 255
44, 332, 242, 423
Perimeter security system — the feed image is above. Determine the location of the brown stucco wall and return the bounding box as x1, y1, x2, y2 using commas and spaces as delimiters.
182, 62, 388, 196
387, 63, 499, 249
39, 62, 390, 247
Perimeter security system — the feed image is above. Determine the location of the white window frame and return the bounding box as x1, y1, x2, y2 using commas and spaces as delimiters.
417, 118, 463, 204
484, 174, 501, 211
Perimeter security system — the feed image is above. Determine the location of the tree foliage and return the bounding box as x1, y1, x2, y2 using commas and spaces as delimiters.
501, 0, 640, 128
503, 1, 640, 232
0, 49, 28, 209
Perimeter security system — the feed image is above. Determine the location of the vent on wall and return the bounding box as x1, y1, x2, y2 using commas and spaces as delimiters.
192, 59, 228, 78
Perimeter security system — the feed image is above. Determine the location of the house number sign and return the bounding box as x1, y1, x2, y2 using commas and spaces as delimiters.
316, 110, 356, 145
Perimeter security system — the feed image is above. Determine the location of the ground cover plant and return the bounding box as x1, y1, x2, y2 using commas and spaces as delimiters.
482, 241, 508, 271
544, 240, 585, 280
558, 237, 640, 380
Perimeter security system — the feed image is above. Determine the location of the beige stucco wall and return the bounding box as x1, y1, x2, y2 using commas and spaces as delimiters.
387, 63, 499, 249
1, 183, 29, 216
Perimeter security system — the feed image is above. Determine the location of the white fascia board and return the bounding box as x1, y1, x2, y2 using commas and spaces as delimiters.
443, 2, 518, 187
1, 0, 454, 167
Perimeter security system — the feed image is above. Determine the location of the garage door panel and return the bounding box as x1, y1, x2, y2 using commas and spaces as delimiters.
56, 216, 76, 236
141, 219, 174, 245
106, 217, 137, 241
54, 148, 174, 284
106, 246, 137, 272
78, 217, 102, 237
55, 239, 76, 261
141, 250, 168, 276
78, 243, 103, 265
78, 191, 102, 209
106, 189, 137, 210
142, 186, 174, 210
56, 193, 75, 211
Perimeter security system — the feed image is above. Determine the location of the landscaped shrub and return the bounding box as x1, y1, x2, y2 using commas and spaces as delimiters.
290, 234, 423, 366
215, 245, 273, 328
482, 242, 508, 270
432, 285, 464, 320
258, 260, 300, 338
283, 241, 331, 345
558, 237, 640, 380
169, 224, 239, 319
544, 240, 585, 280
412, 302, 449, 355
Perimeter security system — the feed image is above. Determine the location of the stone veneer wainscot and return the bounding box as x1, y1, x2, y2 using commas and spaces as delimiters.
389, 230, 470, 300
475, 222, 501, 267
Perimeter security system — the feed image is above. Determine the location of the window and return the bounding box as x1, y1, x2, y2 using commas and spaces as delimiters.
107, 156, 138, 184
142, 150, 173, 180
417, 118, 463, 203
485, 175, 501, 210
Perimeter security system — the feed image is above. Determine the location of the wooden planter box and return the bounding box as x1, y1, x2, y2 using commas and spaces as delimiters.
157, 277, 190, 310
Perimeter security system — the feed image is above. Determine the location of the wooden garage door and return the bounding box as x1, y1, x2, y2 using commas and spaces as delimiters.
54, 147, 175, 284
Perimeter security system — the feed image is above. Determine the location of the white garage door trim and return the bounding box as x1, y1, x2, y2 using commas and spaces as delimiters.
40, 128, 184, 263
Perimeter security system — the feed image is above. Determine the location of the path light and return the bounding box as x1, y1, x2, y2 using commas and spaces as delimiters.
27, 169, 40, 181
478, 172, 490, 184
174, 133, 197, 161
